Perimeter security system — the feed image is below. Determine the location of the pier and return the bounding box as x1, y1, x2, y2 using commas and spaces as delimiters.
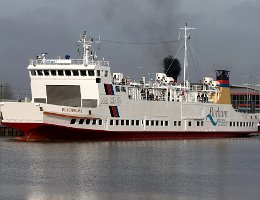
0, 124, 21, 137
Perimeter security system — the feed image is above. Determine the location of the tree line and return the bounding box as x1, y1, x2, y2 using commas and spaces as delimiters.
0, 82, 13, 100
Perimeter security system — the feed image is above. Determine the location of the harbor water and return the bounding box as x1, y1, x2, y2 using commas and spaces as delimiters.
1, 136, 260, 200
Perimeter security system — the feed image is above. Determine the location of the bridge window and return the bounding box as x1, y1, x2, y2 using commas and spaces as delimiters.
110, 120, 113, 125
99, 119, 103, 125
165, 121, 169, 126
126, 120, 129, 126
88, 70, 95, 76
178, 121, 181, 126
51, 70, 57, 76
37, 70, 43, 76
188, 121, 191, 126
116, 120, 119, 126
58, 70, 63, 76
44, 70, 50, 76
197, 121, 200, 126
80, 70, 87, 76
97, 70, 100, 76
86, 119, 90, 125
156, 120, 159, 126
104, 70, 108, 77
79, 119, 84, 124
92, 119, 96, 125
201, 121, 204, 126
72, 70, 79, 76
65, 70, 71, 76
30, 70, 36, 76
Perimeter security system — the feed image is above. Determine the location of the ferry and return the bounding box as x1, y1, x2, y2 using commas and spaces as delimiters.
0, 24, 259, 141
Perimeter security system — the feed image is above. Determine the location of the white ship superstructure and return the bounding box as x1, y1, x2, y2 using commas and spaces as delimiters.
0, 26, 259, 141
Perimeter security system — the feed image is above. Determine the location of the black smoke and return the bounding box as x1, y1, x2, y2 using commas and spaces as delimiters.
101, 0, 180, 74
163, 55, 181, 81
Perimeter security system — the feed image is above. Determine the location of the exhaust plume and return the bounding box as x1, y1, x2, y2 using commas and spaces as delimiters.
102, 0, 180, 75
163, 55, 181, 81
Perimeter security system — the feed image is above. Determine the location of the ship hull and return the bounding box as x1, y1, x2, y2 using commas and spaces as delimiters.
2, 122, 257, 142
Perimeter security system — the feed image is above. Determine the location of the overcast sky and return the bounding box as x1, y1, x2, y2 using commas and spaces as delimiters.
0, 0, 260, 96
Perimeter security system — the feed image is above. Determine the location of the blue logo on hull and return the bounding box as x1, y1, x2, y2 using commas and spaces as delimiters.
207, 114, 218, 126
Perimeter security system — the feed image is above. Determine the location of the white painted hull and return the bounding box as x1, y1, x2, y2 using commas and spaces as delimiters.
0, 100, 258, 141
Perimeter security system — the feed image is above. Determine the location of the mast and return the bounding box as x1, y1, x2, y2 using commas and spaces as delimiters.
78, 31, 92, 66
180, 23, 195, 90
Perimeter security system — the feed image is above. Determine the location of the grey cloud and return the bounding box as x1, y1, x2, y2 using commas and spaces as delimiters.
0, 0, 260, 97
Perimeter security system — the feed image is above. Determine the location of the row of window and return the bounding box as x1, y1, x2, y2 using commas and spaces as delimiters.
69, 119, 195, 127
145, 120, 169, 126
30, 69, 108, 77
70, 118, 103, 125
70, 118, 143, 126
229, 121, 255, 127
115, 86, 126, 92
110, 119, 141, 126
193, 121, 204, 127
188, 121, 255, 127
70, 118, 256, 128
232, 95, 259, 101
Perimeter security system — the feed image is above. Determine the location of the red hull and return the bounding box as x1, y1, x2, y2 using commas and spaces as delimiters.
2, 122, 259, 142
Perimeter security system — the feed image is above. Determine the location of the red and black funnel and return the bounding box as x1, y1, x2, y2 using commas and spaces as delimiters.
216, 70, 230, 87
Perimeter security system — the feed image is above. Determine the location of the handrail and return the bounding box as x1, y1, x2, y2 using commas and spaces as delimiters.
30, 59, 109, 67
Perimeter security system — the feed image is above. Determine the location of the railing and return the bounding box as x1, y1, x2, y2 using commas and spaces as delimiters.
189, 84, 203, 91
30, 59, 109, 67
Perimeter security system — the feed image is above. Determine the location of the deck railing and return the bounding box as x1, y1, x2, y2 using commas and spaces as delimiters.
30, 59, 109, 67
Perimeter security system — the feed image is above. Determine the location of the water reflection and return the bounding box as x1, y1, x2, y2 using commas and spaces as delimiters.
1, 138, 260, 200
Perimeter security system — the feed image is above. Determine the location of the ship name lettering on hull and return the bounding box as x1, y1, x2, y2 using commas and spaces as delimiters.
62, 107, 83, 113
209, 107, 228, 118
